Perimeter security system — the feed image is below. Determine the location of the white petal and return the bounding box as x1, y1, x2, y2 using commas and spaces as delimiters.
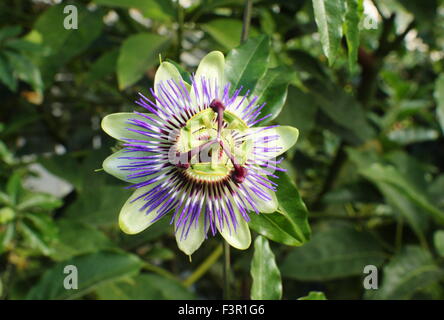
244, 126, 299, 160
217, 205, 251, 250
154, 61, 190, 105
190, 51, 225, 106
101, 112, 161, 142
226, 95, 251, 120
175, 213, 207, 256
102, 149, 156, 183
119, 185, 160, 235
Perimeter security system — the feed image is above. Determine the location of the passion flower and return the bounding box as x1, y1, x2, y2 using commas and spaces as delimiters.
101, 51, 299, 255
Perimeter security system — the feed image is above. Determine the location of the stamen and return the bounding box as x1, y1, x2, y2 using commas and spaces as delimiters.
219, 140, 239, 169
219, 140, 248, 184
176, 139, 218, 168
232, 165, 248, 184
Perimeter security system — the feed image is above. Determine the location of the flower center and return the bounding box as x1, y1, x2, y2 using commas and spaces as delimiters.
174, 99, 250, 183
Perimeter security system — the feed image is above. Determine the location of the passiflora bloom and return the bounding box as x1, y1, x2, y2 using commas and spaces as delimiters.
101, 51, 299, 255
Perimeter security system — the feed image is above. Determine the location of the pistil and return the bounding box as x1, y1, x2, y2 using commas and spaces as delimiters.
210, 99, 225, 139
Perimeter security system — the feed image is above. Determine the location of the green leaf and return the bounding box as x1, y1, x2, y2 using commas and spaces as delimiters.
249, 171, 311, 246
93, 0, 175, 22
0, 223, 15, 254
0, 25, 22, 42
3, 50, 43, 93
202, 18, 259, 50
275, 171, 311, 242
0, 207, 15, 224
288, 50, 328, 79
18, 213, 58, 256
376, 182, 428, 241
251, 66, 293, 125
6, 171, 22, 204
356, 160, 444, 225
0, 52, 17, 91
4, 38, 44, 54
85, 48, 119, 84
65, 185, 131, 227
50, 219, 115, 261
298, 291, 327, 300
312, 0, 345, 65
117, 32, 170, 90
24, 212, 58, 239
259, 9, 276, 35
281, 225, 385, 281
0, 141, 15, 166
17, 193, 63, 211
26, 251, 143, 299
429, 175, 444, 210
366, 246, 443, 300
348, 150, 436, 240
225, 35, 270, 93
275, 85, 318, 136
249, 213, 304, 246
434, 230, 444, 257
95, 274, 195, 300
0, 192, 10, 206
305, 78, 374, 143
202, 18, 243, 50
434, 74, 444, 134
34, 3, 104, 83
250, 236, 282, 300
344, 0, 363, 72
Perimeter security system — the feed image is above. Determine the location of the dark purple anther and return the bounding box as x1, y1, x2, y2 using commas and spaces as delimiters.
232, 165, 248, 184
209, 99, 225, 112
177, 162, 190, 169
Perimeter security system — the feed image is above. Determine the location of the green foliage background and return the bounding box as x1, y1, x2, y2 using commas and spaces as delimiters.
1, 0, 444, 300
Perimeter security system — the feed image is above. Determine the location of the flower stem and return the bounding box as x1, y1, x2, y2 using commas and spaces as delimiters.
241, 0, 253, 43
182, 244, 223, 287
223, 240, 231, 299
142, 261, 179, 283
176, 1, 184, 61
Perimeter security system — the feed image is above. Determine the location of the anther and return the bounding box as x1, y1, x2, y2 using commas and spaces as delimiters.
209, 99, 225, 112
177, 162, 190, 169
232, 165, 248, 184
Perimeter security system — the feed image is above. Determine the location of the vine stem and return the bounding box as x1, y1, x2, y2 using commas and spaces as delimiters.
241, 0, 253, 43
176, 1, 184, 61
183, 244, 223, 287
223, 240, 231, 299
142, 262, 179, 282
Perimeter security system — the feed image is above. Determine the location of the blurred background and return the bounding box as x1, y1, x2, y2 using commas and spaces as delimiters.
1, 0, 444, 300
